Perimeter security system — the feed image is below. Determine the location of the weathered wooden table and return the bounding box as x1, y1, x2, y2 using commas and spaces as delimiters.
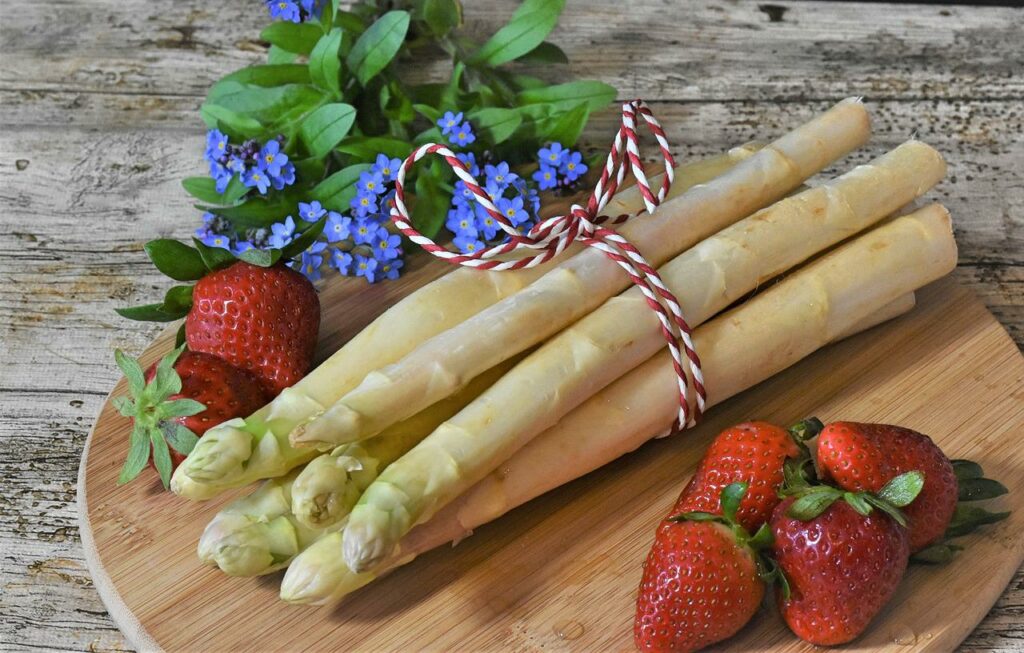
1, 1, 1021, 651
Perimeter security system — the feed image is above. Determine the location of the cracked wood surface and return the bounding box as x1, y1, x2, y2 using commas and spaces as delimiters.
1, 1, 1021, 651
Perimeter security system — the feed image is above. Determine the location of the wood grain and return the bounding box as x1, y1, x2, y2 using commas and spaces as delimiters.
1, 0, 1022, 651
79, 277, 1024, 652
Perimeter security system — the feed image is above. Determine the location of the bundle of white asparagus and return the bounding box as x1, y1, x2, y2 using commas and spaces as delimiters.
184, 99, 959, 607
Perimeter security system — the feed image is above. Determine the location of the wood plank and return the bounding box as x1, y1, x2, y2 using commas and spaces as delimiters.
1, 1, 1021, 103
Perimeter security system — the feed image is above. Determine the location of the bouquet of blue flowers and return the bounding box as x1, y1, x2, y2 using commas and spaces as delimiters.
183, 0, 615, 284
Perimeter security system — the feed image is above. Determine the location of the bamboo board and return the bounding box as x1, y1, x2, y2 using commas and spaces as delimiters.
78, 262, 1024, 653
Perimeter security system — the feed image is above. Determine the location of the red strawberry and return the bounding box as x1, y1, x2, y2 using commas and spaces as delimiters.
673, 420, 816, 532
186, 261, 319, 397
113, 346, 267, 487
770, 494, 911, 645
635, 484, 770, 653
817, 422, 958, 551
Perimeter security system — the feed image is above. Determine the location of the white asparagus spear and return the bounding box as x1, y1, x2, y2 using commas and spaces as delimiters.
292, 98, 872, 449
334, 141, 945, 572
279, 294, 916, 603
169, 147, 759, 499
289, 356, 522, 530
281, 203, 956, 603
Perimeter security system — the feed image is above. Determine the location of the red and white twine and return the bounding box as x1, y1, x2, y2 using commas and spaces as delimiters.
389, 100, 706, 430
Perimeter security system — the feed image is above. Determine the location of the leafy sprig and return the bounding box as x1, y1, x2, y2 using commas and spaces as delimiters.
187, 0, 615, 235
112, 346, 203, 488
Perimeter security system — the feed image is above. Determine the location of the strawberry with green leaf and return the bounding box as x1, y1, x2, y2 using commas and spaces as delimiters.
112, 345, 267, 488
116, 220, 324, 397
770, 472, 924, 646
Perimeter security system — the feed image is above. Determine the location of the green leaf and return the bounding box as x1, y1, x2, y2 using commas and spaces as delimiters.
115, 303, 187, 322
308, 28, 343, 96
280, 217, 328, 259
114, 349, 146, 398
669, 511, 719, 523
164, 423, 200, 456
720, 482, 748, 523
206, 82, 326, 129
468, 107, 522, 145
843, 492, 874, 516
192, 237, 238, 272
151, 431, 173, 489
411, 171, 449, 239
878, 471, 925, 507
515, 41, 568, 64
160, 398, 206, 419
268, 45, 298, 64
543, 103, 589, 146
310, 163, 372, 211
151, 344, 185, 401
863, 495, 908, 527
958, 477, 1009, 502
181, 176, 248, 206
111, 396, 135, 417
175, 323, 186, 348
200, 189, 305, 229
411, 103, 442, 123
118, 424, 151, 485
787, 489, 840, 521
144, 239, 206, 282
517, 79, 617, 112
200, 104, 264, 139
747, 523, 775, 550
952, 459, 984, 482
335, 135, 413, 160
346, 11, 410, 86
945, 505, 1011, 538
162, 285, 194, 314
469, 0, 565, 66
217, 64, 312, 88
911, 543, 963, 564
238, 248, 283, 267
300, 103, 357, 158
421, 0, 462, 37
260, 22, 325, 55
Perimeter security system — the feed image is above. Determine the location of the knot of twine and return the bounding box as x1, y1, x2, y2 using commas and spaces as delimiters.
389, 100, 705, 430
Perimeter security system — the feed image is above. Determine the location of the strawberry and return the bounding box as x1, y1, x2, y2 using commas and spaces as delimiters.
770, 474, 922, 646
672, 419, 819, 532
186, 261, 319, 397
817, 422, 958, 551
635, 483, 773, 653
113, 346, 267, 487
116, 225, 325, 398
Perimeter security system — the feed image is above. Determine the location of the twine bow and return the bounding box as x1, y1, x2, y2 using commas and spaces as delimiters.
389, 100, 705, 430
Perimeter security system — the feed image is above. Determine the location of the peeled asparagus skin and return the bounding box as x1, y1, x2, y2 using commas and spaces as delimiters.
282, 204, 955, 604
289, 357, 521, 530
169, 148, 756, 499
336, 141, 945, 574
293, 98, 872, 450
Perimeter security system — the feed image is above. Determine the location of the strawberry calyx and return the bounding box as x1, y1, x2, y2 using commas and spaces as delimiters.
114, 217, 326, 339
782, 471, 925, 527
670, 482, 786, 595
111, 345, 205, 489
912, 458, 1010, 563
780, 417, 824, 491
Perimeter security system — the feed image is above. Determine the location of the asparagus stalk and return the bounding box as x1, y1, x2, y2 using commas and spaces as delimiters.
291, 98, 871, 450
281, 203, 956, 604
289, 357, 521, 530
332, 141, 944, 573
197, 470, 325, 577
169, 146, 758, 499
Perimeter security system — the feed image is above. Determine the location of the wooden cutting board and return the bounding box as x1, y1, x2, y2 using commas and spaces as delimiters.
78, 261, 1024, 653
